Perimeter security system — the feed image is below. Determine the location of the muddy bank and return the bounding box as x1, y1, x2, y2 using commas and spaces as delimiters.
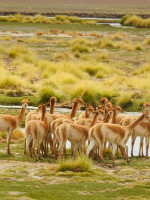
0, 11, 150, 19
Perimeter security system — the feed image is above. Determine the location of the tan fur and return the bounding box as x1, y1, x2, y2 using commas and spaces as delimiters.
76, 109, 105, 126
0, 99, 28, 154
49, 97, 57, 114
87, 113, 150, 164
120, 115, 150, 158
56, 112, 102, 158
79, 105, 94, 119
49, 98, 86, 155
25, 104, 48, 161
143, 102, 150, 116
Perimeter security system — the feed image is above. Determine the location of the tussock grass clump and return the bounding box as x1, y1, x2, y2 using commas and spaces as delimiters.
133, 62, 150, 75
0, 132, 6, 140
110, 32, 126, 41
8, 45, 36, 64
0, 14, 97, 25
70, 80, 101, 105
85, 20, 97, 25
144, 38, 150, 45
74, 51, 80, 58
100, 39, 114, 48
94, 51, 109, 61
50, 29, 59, 35
53, 53, 72, 61
12, 129, 25, 140
121, 15, 150, 28
8, 45, 31, 59
36, 30, 45, 35
72, 44, 90, 53
17, 38, 25, 43
82, 66, 99, 76
117, 93, 133, 109
1, 35, 12, 41
26, 37, 48, 44
135, 44, 143, 50
0, 75, 22, 89
38, 86, 61, 103
57, 155, 92, 172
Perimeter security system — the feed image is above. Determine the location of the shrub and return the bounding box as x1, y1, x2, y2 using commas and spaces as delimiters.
0, 75, 22, 89
0, 132, 6, 140
8, 45, 29, 58
121, 15, 150, 28
85, 20, 97, 25
82, 66, 99, 76
57, 155, 92, 172
70, 80, 101, 105
94, 51, 109, 61
38, 86, 60, 103
72, 44, 89, 53
74, 51, 80, 58
117, 93, 133, 109
12, 128, 25, 140
120, 15, 132, 25
135, 44, 143, 50
1, 36, 12, 41
17, 38, 25, 42
50, 29, 59, 35
101, 39, 114, 48
96, 73, 104, 79
36, 30, 45, 35
144, 38, 150, 45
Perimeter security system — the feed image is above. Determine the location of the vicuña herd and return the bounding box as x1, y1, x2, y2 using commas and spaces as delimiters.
0, 97, 150, 165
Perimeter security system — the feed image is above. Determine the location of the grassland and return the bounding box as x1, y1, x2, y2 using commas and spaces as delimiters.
0, 20, 150, 110
0, 0, 150, 17
0, 139, 150, 200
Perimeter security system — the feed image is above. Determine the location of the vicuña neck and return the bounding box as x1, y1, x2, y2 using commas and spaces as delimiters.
41, 106, 46, 121
127, 114, 145, 130
49, 101, 55, 114
90, 113, 99, 127
112, 110, 117, 124
85, 108, 89, 118
70, 102, 79, 119
17, 107, 26, 125
104, 113, 111, 123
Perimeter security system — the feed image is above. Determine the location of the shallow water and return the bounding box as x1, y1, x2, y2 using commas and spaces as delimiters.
98, 22, 134, 28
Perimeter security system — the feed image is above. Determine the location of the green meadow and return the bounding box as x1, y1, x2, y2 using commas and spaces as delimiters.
0, 17, 150, 111
0, 13, 150, 200
0, 139, 150, 200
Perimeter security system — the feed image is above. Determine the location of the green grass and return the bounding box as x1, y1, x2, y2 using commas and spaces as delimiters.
0, 19, 149, 111
0, 21, 150, 34
0, 140, 150, 199
57, 155, 92, 172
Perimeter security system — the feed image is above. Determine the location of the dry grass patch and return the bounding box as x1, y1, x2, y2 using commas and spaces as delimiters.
57, 155, 93, 172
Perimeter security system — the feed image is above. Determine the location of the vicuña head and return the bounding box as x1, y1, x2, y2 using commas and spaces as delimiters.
96, 109, 106, 120
50, 96, 57, 103
99, 97, 108, 105
72, 98, 86, 107
36, 104, 43, 112
86, 105, 94, 112
112, 106, 123, 114
143, 102, 150, 114
22, 99, 29, 108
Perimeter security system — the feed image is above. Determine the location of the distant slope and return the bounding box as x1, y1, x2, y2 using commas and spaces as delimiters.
0, 0, 150, 17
